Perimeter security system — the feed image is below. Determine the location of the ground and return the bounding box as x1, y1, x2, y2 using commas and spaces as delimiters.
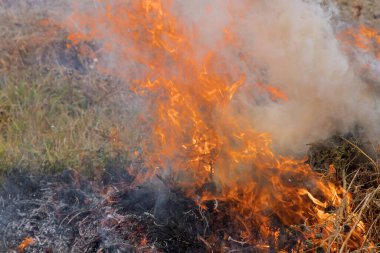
334, 0, 380, 28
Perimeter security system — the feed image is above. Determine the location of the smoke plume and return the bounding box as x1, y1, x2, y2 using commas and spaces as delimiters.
63, 0, 380, 155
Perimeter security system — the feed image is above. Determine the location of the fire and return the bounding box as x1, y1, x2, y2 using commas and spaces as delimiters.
256, 82, 289, 102
339, 24, 380, 59
65, 0, 368, 251
18, 237, 35, 252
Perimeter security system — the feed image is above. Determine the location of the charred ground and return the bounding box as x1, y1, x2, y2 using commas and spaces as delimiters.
0, 166, 325, 252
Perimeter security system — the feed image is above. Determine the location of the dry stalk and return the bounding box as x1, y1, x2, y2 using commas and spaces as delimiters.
340, 136, 379, 173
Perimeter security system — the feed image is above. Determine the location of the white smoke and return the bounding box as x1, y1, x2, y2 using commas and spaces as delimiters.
170, 0, 380, 154
233, 0, 380, 154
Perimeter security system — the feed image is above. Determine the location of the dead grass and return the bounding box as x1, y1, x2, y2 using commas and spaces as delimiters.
0, 3, 148, 178
331, 0, 380, 27
308, 136, 380, 251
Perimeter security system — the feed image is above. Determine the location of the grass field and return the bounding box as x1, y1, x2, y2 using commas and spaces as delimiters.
0, 2, 148, 177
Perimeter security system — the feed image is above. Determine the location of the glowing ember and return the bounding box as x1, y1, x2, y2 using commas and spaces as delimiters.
64, 0, 369, 251
18, 237, 35, 252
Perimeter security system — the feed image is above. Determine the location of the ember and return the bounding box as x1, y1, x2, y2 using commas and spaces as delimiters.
18, 237, 35, 252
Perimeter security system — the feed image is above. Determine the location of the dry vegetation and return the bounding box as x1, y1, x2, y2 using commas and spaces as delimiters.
308, 136, 380, 249
0, 0, 378, 251
0, 1, 147, 178
332, 0, 380, 28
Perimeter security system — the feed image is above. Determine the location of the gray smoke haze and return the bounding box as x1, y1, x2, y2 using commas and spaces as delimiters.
168, 0, 380, 154
62, 0, 380, 155
230, 0, 380, 154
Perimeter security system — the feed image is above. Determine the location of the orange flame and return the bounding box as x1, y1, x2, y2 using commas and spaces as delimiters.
339, 25, 380, 59
18, 237, 35, 252
65, 0, 367, 250
256, 82, 289, 101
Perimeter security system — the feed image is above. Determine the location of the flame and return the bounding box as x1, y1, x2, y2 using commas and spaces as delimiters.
339, 25, 380, 59
256, 82, 289, 101
18, 237, 35, 252
65, 0, 368, 250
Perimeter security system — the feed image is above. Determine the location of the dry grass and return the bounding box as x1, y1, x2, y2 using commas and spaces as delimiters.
332, 0, 380, 27
309, 136, 380, 250
0, 2, 147, 178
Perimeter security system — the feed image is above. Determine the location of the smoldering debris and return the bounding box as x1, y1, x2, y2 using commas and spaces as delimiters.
0, 167, 318, 253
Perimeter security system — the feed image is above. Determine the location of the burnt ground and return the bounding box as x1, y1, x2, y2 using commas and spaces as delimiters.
0, 167, 205, 253
0, 165, 311, 253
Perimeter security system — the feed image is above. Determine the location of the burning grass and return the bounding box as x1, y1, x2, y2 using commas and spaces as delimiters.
0, 152, 378, 252
309, 136, 380, 250
0, 0, 379, 252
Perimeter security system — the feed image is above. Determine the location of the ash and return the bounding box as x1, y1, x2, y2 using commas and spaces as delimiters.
0, 168, 301, 253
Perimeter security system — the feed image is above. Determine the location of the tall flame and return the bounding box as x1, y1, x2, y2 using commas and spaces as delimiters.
65, 0, 368, 250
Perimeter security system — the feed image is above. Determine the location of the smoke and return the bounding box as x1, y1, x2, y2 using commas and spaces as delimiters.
230, 0, 380, 154
63, 0, 380, 155
169, 0, 380, 154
